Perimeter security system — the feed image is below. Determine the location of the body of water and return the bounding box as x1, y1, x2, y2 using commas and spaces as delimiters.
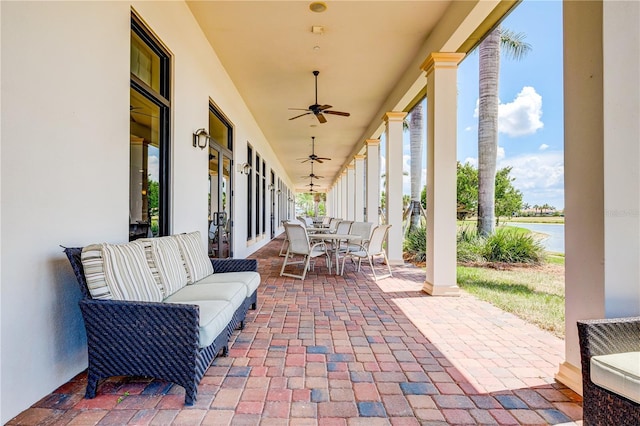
505, 222, 565, 253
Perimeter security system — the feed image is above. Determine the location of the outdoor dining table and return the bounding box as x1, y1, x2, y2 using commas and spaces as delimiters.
309, 233, 359, 275
305, 227, 330, 234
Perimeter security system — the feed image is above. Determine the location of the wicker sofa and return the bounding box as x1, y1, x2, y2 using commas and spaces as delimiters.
577, 317, 640, 425
64, 231, 259, 405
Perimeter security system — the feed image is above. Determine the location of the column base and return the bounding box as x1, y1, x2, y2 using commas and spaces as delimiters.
422, 280, 460, 296
388, 259, 405, 266
555, 361, 583, 396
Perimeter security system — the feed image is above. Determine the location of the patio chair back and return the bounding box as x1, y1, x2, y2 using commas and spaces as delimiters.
285, 222, 311, 255
340, 224, 392, 281
335, 220, 353, 235
280, 222, 331, 280
367, 224, 390, 256
328, 217, 341, 232
349, 222, 373, 245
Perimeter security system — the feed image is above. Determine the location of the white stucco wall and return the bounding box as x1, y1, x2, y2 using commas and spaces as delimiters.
1, 2, 289, 421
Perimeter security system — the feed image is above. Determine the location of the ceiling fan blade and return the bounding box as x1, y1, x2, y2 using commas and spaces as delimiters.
317, 104, 332, 111
315, 158, 324, 163
299, 158, 311, 163
324, 110, 351, 117
316, 113, 327, 124
316, 157, 331, 161
289, 112, 312, 120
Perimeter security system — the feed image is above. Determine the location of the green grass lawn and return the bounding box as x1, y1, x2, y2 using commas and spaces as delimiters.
457, 264, 565, 337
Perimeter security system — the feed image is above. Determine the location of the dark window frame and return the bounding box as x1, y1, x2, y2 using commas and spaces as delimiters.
130, 12, 171, 238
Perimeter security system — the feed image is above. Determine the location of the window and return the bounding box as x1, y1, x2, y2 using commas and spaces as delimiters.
129, 13, 171, 240
255, 154, 261, 236
247, 145, 253, 240
262, 160, 266, 235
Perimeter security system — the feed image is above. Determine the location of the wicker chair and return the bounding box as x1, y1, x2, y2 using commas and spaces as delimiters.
577, 317, 640, 425
63, 247, 257, 406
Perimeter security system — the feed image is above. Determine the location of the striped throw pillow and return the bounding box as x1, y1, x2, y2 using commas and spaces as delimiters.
101, 242, 163, 302
81, 244, 112, 300
138, 237, 188, 298
174, 231, 213, 283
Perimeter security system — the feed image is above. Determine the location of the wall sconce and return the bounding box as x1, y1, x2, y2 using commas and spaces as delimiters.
236, 162, 251, 175
193, 128, 211, 150
277, 189, 282, 194
268, 184, 275, 191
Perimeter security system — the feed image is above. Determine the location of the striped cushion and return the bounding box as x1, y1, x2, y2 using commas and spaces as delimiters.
174, 232, 213, 283
101, 242, 163, 302
81, 244, 112, 300
138, 237, 188, 297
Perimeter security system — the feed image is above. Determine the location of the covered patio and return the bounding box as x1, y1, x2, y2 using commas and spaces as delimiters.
8, 237, 582, 425
2, 0, 639, 422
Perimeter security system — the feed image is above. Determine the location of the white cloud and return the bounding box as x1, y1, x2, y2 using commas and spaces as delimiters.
498, 86, 543, 137
539, 143, 549, 151
463, 157, 478, 167
465, 126, 474, 132
148, 154, 159, 182
461, 151, 564, 208
472, 86, 544, 138
497, 146, 505, 160
499, 151, 564, 208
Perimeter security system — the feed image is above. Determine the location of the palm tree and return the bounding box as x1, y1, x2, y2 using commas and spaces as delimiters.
477, 27, 531, 236
408, 100, 424, 232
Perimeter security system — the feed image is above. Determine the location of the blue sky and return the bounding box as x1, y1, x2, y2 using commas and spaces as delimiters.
398, 0, 565, 210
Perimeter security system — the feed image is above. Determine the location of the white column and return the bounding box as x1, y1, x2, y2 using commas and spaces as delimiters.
556, 0, 640, 395
341, 171, 348, 219
365, 139, 380, 224
354, 155, 365, 221
346, 162, 356, 220
421, 52, 464, 296
383, 112, 407, 265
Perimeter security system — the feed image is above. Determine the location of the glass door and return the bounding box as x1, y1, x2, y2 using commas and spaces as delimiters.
209, 147, 232, 258
208, 104, 233, 258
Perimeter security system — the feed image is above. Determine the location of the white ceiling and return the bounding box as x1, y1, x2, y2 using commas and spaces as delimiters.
187, 1, 514, 192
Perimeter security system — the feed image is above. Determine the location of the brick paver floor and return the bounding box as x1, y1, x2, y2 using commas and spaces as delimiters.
7, 236, 583, 425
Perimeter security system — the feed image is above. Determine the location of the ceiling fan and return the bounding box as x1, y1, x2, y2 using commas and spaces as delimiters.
301, 160, 324, 180
289, 70, 351, 124
297, 136, 331, 164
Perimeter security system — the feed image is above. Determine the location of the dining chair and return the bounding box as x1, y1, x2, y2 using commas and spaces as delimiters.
347, 222, 373, 249
340, 224, 392, 281
280, 222, 332, 280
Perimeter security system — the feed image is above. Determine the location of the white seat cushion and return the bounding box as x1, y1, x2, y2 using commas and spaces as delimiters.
591, 351, 640, 404
195, 271, 260, 298
164, 281, 246, 311
168, 300, 234, 348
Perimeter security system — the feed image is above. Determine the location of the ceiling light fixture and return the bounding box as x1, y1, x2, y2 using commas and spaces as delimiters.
309, 1, 327, 13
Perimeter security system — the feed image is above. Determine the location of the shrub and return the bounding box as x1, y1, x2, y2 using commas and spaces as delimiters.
456, 226, 485, 263
481, 228, 546, 264
404, 226, 426, 262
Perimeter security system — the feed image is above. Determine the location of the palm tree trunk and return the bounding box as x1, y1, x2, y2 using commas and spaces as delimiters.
408, 101, 423, 232
477, 27, 501, 237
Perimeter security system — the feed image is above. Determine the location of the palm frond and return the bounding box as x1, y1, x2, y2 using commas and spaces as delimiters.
500, 28, 532, 60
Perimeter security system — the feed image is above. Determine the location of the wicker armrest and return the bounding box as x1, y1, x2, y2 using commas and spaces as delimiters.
210, 258, 257, 273
80, 298, 200, 359
577, 317, 640, 426
578, 317, 640, 359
